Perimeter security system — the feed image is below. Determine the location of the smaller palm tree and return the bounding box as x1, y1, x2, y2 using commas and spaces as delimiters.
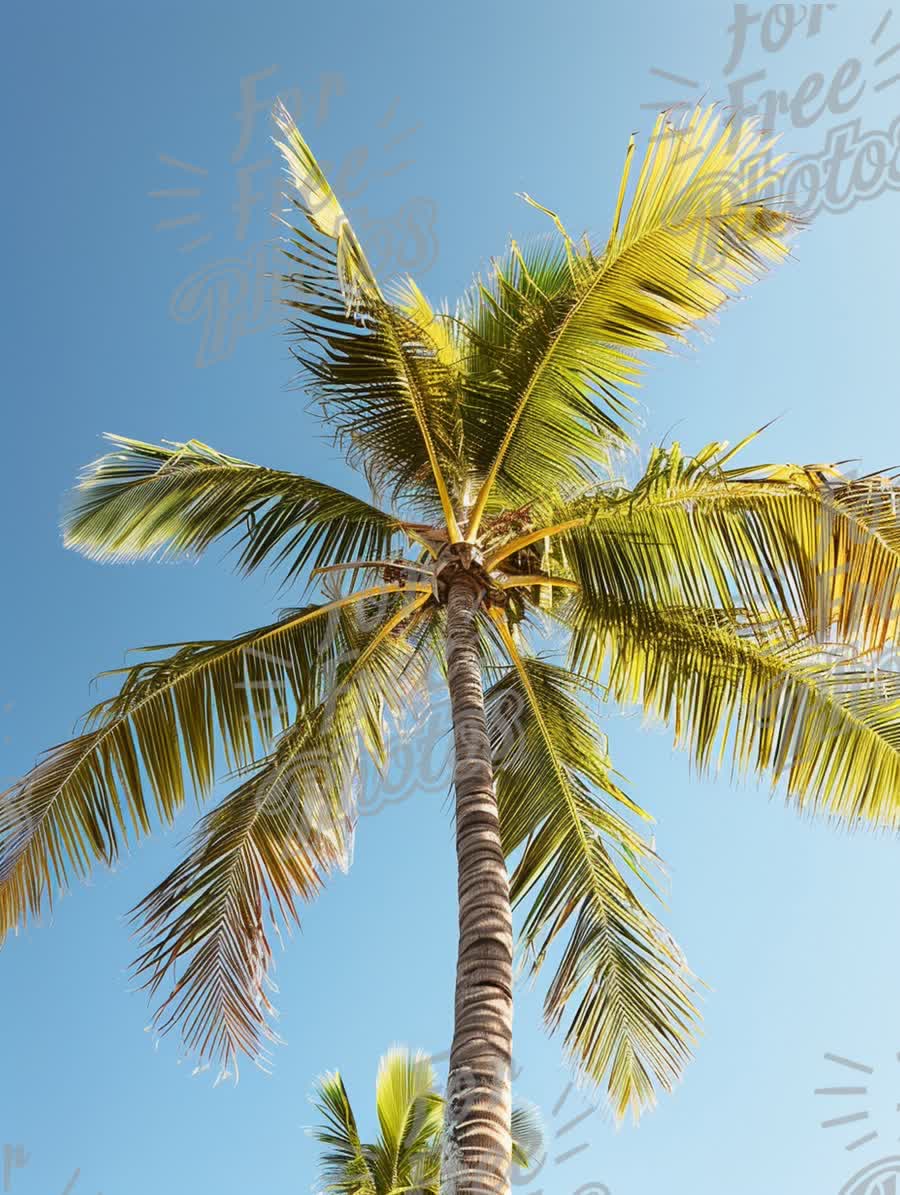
310, 1048, 541, 1195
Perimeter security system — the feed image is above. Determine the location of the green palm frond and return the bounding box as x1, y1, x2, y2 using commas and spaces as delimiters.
486, 619, 698, 1121
311, 1069, 376, 1195
131, 595, 432, 1075
274, 108, 464, 535
460, 238, 627, 518
462, 105, 797, 536
63, 434, 402, 583
0, 586, 426, 941
569, 594, 900, 828
132, 717, 348, 1077
564, 440, 900, 649
724, 457, 900, 646
280, 253, 464, 529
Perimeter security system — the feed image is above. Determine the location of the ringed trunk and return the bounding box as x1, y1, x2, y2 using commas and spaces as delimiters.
441, 572, 514, 1195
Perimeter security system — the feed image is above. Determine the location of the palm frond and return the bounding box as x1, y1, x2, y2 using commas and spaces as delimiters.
485, 618, 699, 1120
274, 107, 464, 535
488, 436, 900, 654
308, 1047, 541, 1195
463, 104, 797, 535
460, 238, 626, 521
724, 457, 900, 647
311, 1069, 376, 1195
63, 434, 402, 584
0, 586, 427, 941
391, 278, 461, 372
616, 440, 900, 648
273, 99, 380, 313
130, 594, 433, 1075
568, 594, 900, 828
370, 1048, 442, 1193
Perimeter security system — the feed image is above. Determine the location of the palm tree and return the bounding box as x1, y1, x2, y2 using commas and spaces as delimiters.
2, 100, 899, 1195
309, 1047, 541, 1195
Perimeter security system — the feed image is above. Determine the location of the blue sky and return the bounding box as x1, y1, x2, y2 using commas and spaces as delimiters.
2, 2, 900, 1193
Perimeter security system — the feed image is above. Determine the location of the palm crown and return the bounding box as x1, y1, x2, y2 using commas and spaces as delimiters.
2, 102, 899, 1151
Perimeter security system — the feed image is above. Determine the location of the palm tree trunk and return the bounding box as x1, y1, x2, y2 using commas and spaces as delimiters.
441, 573, 514, 1195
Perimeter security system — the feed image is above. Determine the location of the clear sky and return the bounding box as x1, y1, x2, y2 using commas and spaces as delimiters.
2, 2, 900, 1193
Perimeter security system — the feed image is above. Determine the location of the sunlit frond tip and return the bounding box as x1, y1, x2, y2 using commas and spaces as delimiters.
606, 103, 799, 285
272, 99, 380, 313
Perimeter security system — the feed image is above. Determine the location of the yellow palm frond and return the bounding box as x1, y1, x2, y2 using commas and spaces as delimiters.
131, 594, 432, 1074
0, 586, 429, 941
490, 437, 900, 655
273, 99, 380, 311
569, 595, 900, 828
391, 277, 461, 370
486, 616, 698, 1120
463, 105, 797, 535
369, 1048, 442, 1193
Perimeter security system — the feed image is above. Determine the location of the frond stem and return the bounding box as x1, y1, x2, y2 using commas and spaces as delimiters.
496, 575, 580, 591
312, 559, 434, 580
485, 518, 587, 570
